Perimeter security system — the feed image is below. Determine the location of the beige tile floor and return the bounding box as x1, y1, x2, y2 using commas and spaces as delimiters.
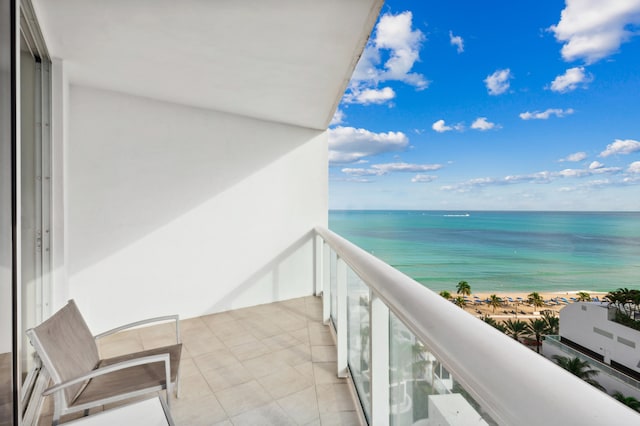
39, 296, 362, 425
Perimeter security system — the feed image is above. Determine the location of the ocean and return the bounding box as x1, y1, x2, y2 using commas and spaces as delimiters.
328, 210, 640, 294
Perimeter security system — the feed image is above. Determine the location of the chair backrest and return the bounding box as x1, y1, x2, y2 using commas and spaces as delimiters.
26, 300, 100, 405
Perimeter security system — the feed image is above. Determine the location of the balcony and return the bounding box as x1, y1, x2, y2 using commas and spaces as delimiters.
313, 227, 638, 425
38, 296, 361, 425
35, 228, 640, 425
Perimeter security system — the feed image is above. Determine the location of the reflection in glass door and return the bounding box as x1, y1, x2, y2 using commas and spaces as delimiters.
1, 1, 17, 424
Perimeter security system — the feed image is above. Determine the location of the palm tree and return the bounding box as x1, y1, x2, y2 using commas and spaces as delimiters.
552, 355, 604, 390
606, 289, 625, 312
528, 292, 544, 310
525, 318, 547, 353
439, 290, 452, 300
504, 319, 527, 341
613, 392, 640, 412
632, 290, 640, 316
542, 311, 559, 335
481, 315, 506, 333
611, 288, 637, 316
454, 296, 467, 308
488, 294, 502, 313
577, 291, 591, 302
456, 280, 471, 296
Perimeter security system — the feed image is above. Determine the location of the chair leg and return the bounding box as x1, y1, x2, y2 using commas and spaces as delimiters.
175, 365, 181, 399
52, 393, 62, 426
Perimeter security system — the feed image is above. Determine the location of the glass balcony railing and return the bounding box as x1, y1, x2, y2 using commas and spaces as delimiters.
544, 335, 640, 391
315, 227, 639, 425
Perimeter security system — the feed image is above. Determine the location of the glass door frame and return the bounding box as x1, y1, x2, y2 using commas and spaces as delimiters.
16, 0, 52, 422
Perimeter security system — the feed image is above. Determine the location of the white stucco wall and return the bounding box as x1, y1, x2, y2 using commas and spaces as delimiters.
560, 302, 640, 374
67, 85, 328, 332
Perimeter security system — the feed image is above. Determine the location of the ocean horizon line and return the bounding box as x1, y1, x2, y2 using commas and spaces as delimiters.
329, 208, 640, 213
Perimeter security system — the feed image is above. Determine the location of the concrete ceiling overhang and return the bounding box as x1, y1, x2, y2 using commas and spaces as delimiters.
31, 0, 382, 130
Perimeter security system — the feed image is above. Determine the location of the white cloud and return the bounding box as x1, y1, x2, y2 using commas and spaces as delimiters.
471, 117, 498, 131
599, 139, 640, 157
558, 168, 591, 178
628, 161, 640, 173
343, 87, 396, 105
550, 0, 640, 64
412, 174, 438, 183
441, 177, 499, 192
550, 67, 593, 93
432, 119, 463, 133
328, 126, 409, 164
484, 69, 512, 95
343, 162, 442, 178
375, 162, 442, 173
331, 176, 374, 183
589, 161, 604, 169
441, 164, 623, 192
351, 11, 428, 90
432, 119, 451, 133
519, 108, 575, 120
341, 168, 385, 177
504, 171, 554, 183
560, 151, 587, 162
330, 109, 345, 126
583, 179, 613, 188
449, 31, 464, 53
558, 186, 576, 192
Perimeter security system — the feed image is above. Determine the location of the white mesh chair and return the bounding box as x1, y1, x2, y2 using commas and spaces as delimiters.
26, 300, 181, 425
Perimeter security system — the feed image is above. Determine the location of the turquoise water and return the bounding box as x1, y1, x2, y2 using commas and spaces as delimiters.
329, 211, 640, 293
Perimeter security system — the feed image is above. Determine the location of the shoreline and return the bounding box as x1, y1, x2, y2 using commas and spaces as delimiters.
451, 290, 608, 320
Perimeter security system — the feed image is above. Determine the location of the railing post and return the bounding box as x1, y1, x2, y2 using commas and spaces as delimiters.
314, 234, 323, 296
370, 292, 389, 425
322, 242, 331, 324
336, 256, 348, 378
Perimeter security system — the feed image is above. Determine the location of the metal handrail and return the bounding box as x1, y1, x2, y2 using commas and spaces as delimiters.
315, 226, 638, 425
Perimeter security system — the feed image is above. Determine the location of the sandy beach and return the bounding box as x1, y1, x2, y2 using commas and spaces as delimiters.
452, 290, 608, 320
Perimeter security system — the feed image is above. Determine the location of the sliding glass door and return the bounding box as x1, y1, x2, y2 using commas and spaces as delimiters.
0, 1, 17, 424
19, 13, 52, 385
19, 0, 52, 409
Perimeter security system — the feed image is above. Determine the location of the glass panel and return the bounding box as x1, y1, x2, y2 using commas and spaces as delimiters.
0, 0, 15, 422
389, 313, 497, 426
20, 30, 40, 385
330, 249, 337, 323
347, 269, 370, 420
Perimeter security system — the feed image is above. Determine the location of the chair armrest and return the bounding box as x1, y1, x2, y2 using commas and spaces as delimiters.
95, 315, 180, 344
42, 353, 172, 397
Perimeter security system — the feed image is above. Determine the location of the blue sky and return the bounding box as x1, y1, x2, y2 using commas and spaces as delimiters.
328, 0, 640, 211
